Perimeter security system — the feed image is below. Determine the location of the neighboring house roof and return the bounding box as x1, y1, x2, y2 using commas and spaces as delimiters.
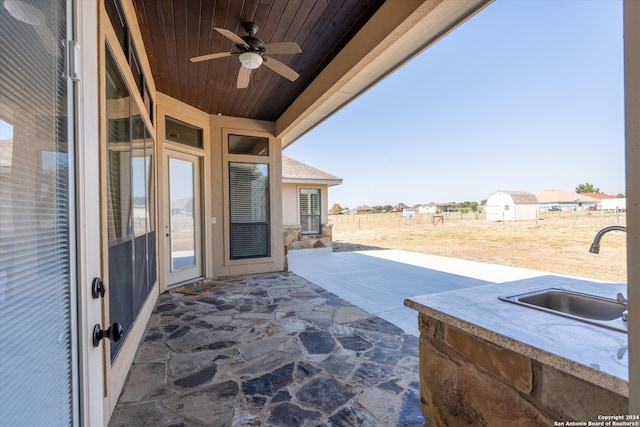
488, 191, 538, 204
580, 192, 618, 200
282, 156, 343, 187
536, 189, 600, 203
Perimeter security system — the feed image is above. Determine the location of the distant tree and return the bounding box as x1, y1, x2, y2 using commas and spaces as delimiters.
329, 203, 343, 214
480, 199, 487, 206
457, 201, 479, 213
575, 182, 600, 194
371, 205, 392, 213
617, 193, 625, 198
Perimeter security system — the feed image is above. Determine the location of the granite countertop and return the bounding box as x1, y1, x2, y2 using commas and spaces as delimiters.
404, 275, 629, 396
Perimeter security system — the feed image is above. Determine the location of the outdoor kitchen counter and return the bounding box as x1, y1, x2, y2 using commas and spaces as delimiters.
404, 275, 629, 397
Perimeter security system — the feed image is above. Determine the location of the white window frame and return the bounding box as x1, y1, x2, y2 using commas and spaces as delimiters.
300, 188, 321, 235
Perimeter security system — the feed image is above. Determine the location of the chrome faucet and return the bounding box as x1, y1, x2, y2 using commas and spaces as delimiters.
588, 225, 628, 321
617, 293, 628, 322
588, 225, 626, 254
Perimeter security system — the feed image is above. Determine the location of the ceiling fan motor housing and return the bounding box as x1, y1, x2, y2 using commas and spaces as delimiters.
241, 21, 259, 35
239, 35, 266, 53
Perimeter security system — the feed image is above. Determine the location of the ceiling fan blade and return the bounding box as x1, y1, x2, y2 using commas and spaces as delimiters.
263, 56, 299, 81
215, 27, 249, 48
237, 66, 251, 89
264, 42, 302, 55
190, 51, 233, 62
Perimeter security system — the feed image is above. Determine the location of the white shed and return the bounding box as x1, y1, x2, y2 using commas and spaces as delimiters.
485, 191, 539, 222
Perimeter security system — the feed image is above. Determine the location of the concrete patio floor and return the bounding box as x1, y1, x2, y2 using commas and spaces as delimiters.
288, 248, 547, 336
109, 271, 423, 427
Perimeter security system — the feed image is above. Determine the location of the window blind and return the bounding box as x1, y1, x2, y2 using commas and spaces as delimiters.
229, 162, 270, 259
0, 0, 75, 425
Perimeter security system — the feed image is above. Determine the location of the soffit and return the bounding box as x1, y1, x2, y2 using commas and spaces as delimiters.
130, 0, 492, 146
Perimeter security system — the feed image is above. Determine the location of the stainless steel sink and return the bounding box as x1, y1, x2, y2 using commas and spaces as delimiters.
499, 288, 627, 333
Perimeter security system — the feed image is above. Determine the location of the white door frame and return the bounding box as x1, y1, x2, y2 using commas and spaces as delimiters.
75, 0, 105, 425
163, 149, 204, 287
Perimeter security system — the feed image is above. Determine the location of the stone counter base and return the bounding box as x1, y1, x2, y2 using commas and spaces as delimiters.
418, 313, 628, 426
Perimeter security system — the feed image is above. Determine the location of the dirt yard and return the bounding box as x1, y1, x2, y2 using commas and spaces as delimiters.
330, 211, 627, 283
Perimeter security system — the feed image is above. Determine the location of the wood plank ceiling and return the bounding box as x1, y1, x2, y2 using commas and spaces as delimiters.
132, 0, 386, 122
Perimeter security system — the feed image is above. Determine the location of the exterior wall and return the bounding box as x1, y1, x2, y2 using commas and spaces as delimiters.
403, 209, 416, 218
419, 205, 438, 214
541, 202, 597, 211
417, 314, 628, 425
282, 182, 333, 250
602, 198, 626, 211
321, 184, 330, 225
282, 183, 299, 225
514, 203, 538, 221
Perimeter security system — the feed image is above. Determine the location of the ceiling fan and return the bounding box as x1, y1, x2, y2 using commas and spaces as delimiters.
190, 22, 302, 89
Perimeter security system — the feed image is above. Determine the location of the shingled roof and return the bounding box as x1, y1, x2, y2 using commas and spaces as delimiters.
490, 191, 539, 204
282, 156, 343, 186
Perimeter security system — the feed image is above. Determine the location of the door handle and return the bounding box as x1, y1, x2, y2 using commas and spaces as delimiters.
91, 277, 105, 299
92, 323, 124, 347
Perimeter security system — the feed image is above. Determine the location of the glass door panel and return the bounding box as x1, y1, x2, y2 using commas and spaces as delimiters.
165, 151, 202, 286
169, 158, 195, 270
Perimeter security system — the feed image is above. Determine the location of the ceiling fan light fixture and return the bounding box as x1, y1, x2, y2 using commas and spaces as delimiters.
239, 52, 263, 69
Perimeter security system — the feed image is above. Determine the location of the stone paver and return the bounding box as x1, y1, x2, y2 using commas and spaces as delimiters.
109, 272, 423, 427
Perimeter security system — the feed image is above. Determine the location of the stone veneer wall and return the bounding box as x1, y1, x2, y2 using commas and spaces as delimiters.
418, 313, 628, 426
283, 224, 333, 250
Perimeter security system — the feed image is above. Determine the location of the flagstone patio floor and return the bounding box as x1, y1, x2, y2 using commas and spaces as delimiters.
108, 271, 424, 427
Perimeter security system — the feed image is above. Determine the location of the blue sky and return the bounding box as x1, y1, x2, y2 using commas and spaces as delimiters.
284, 0, 625, 208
